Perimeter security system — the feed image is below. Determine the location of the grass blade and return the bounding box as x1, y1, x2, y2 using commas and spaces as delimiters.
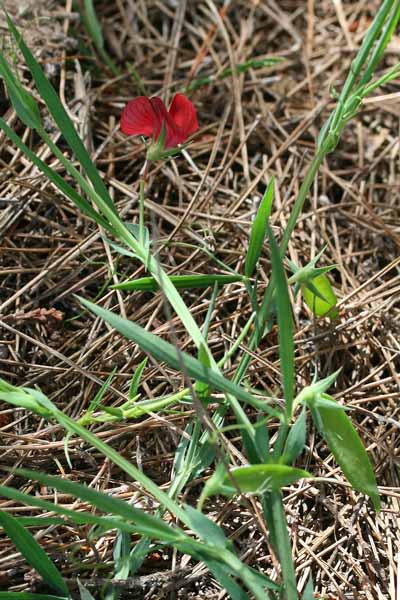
270, 492, 297, 600
245, 178, 274, 278
0, 118, 110, 230
14, 468, 185, 543
266, 224, 295, 420
78, 296, 279, 416
0, 53, 41, 129
112, 273, 243, 292
0, 594, 67, 600
5, 12, 116, 214
81, 0, 119, 75
0, 511, 69, 597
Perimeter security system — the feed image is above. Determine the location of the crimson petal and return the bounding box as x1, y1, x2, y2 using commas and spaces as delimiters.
168, 93, 199, 138
120, 96, 160, 137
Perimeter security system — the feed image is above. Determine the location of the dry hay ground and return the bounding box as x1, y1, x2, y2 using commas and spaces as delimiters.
0, 0, 399, 598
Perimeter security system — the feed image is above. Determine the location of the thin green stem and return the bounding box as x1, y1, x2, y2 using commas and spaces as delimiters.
139, 178, 145, 248
270, 492, 297, 600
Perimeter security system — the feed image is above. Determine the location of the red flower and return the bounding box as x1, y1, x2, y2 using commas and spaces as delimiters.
120, 93, 198, 150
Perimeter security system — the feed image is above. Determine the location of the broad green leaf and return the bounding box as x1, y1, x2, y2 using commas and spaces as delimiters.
5, 13, 116, 214
282, 408, 306, 464
0, 511, 69, 596
310, 394, 380, 510
220, 464, 310, 495
112, 273, 243, 292
302, 274, 338, 318
266, 223, 295, 419
78, 296, 279, 416
245, 178, 274, 278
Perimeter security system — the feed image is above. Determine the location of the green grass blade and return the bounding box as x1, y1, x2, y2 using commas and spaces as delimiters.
0, 594, 67, 600
202, 560, 249, 600
266, 224, 295, 420
282, 408, 306, 464
14, 469, 185, 542
112, 273, 243, 292
270, 491, 297, 600
128, 358, 147, 400
1, 516, 65, 528
5, 13, 116, 214
78, 296, 279, 417
245, 177, 274, 278
0, 480, 185, 544
86, 368, 116, 415
0, 510, 69, 597
81, 0, 119, 75
0, 118, 111, 230
0, 53, 42, 129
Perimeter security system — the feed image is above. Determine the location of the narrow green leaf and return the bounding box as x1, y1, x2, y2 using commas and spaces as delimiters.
202, 559, 250, 600
14, 469, 185, 543
0, 52, 42, 129
0, 594, 67, 600
245, 178, 274, 278
220, 464, 310, 495
0, 482, 182, 544
128, 358, 147, 401
113, 531, 131, 580
82, 0, 104, 52
301, 575, 314, 600
0, 516, 64, 528
112, 273, 243, 292
78, 296, 279, 416
0, 118, 110, 230
0, 511, 69, 596
184, 506, 228, 548
266, 223, 295, 419
310, 394, 380, 510
77, 580, 96, 600
87, 368, 116, 413
302, 273, 338, 317
5, 13, 116, 213
270, 491, 297, 600
282, 408, 306, 464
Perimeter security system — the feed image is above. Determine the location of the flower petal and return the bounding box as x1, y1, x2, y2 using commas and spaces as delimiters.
120, 96, 159, 137
168, 93, 199, 138
149, 97, 170, 140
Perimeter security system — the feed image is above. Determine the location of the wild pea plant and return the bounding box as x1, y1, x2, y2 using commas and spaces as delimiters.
0, 1, 399, 598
